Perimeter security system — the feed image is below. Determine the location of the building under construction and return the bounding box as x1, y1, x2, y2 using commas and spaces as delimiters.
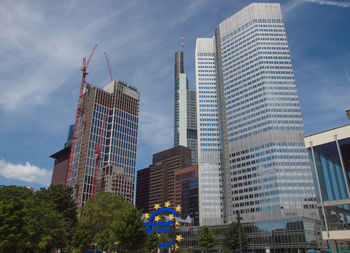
65, 48, 140, 207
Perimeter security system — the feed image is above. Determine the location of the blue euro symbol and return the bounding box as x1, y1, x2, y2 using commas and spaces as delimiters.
143, 207, 177, 248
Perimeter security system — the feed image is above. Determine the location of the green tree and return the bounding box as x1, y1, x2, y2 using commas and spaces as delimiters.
111, 204, 147, 253
198, 226, 215, 253
145, 231, 160, 253
0, 186, 33, 252
223, 222, 248, 253
0, 185, 70, 253
0, 197, 29, 252
71, 223, 93, 252
35, 184, 78, 251
77, 192, 128, 251
25, 196, 66, 252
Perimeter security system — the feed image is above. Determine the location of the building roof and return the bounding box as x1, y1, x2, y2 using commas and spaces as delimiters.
304, 123, 350, 148
50, 146, 71, 159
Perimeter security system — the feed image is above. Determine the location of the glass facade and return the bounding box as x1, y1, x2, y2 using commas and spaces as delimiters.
195, 39, 223, 225
305, 126, 350, 242
68, 80, 140, 206
195, 3, 317, 226
178, 218, 324, 253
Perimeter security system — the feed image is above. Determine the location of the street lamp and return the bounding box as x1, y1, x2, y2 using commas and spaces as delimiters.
236, 211, 243, 253
114, 241, 118, 253
93, 242, 97, 253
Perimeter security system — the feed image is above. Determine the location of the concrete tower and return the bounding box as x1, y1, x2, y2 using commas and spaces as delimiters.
174, 41, 198, 165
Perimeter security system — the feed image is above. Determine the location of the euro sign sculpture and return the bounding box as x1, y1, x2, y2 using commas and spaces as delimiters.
143, 207, 177, 247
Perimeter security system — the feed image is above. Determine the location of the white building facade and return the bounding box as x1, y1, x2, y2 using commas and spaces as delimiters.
196, 3, 317, 226
174, 50, 198, 165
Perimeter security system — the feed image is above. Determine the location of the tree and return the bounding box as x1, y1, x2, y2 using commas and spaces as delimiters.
24, 196, 67, 252
77, 192, 129, 251
145, 231, 160, 253
198, 226, 215, 253
35, 184, 78, 251
111, 204, 147, 252
72, 223, 93, 253
0, 186, 33, 252
223, 222, 248, 253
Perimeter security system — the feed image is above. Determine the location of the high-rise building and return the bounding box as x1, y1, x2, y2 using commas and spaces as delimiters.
174, 165, 199, 225
195, 3, 317, 225
65, 124, 74, 148
174, 48, 198, 165
305, 124, 350, 248
136, 146, 191, 212
50, 125, 74, 185
67, 80, 140, 207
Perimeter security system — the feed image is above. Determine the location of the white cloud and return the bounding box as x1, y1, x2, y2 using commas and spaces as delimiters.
0, 159, 51, 186
283, 0, 305, 16
304, 0, 350, 7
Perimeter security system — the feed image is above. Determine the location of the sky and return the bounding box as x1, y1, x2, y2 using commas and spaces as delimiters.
0, 0, 349, 189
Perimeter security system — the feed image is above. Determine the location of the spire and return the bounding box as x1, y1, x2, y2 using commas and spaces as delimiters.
181, 35, 184, 52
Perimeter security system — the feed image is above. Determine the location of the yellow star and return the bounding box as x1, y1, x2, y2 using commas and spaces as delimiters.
175, 221, 180, 228
156, 233, 160, 238
176, 234, 183, 242
154, 215, 161, 222
154, 203, 161, 210
164, 201, 171, 207
175, 244, 179, 251
144, 213, 150, 220
175, 205, 182, 212
168, 214, 175, 221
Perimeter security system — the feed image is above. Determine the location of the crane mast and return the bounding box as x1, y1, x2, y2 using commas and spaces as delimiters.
65, 45, 98, 188
104, 52, 114, 82
92, 111, 108, 197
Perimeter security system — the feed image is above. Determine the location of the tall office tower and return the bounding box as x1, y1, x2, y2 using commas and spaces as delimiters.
50, 125, 74, 185
174, 48, 198, 165
196, 3, 317, 225
68, 80, 140, 207
136, 146, 191, 212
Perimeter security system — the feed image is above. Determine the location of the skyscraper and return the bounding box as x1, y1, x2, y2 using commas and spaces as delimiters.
174, 46, 198, 165
50, 125, 74, 186
67, 80, 140, 207
136, 146, 191, 212
196, 3, 317, 225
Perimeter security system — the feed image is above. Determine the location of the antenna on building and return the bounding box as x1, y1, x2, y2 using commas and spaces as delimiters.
181, 35, 184, 52
104, 52, 114, 82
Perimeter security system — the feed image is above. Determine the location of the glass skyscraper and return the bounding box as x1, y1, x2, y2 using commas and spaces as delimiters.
174, 49, 198, 165
196, 3, 317, 226
68, 80, 140, 207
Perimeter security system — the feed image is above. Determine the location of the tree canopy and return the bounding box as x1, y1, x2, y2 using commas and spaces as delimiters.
198, 225, 215, 252
0, 185, 77, 253
223, 222, 249, 253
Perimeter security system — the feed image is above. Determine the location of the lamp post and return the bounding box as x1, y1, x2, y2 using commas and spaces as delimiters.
93, 242, 97, 253
114, 241, 118, 253
236, 211, 243, 253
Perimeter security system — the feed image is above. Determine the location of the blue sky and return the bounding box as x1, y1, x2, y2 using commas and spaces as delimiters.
0, 0, 349, 188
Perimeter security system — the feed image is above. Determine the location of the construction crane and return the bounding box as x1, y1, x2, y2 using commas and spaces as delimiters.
91, 111, 108, 197
104, 52, 114, 82
65, 45, 98, 188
